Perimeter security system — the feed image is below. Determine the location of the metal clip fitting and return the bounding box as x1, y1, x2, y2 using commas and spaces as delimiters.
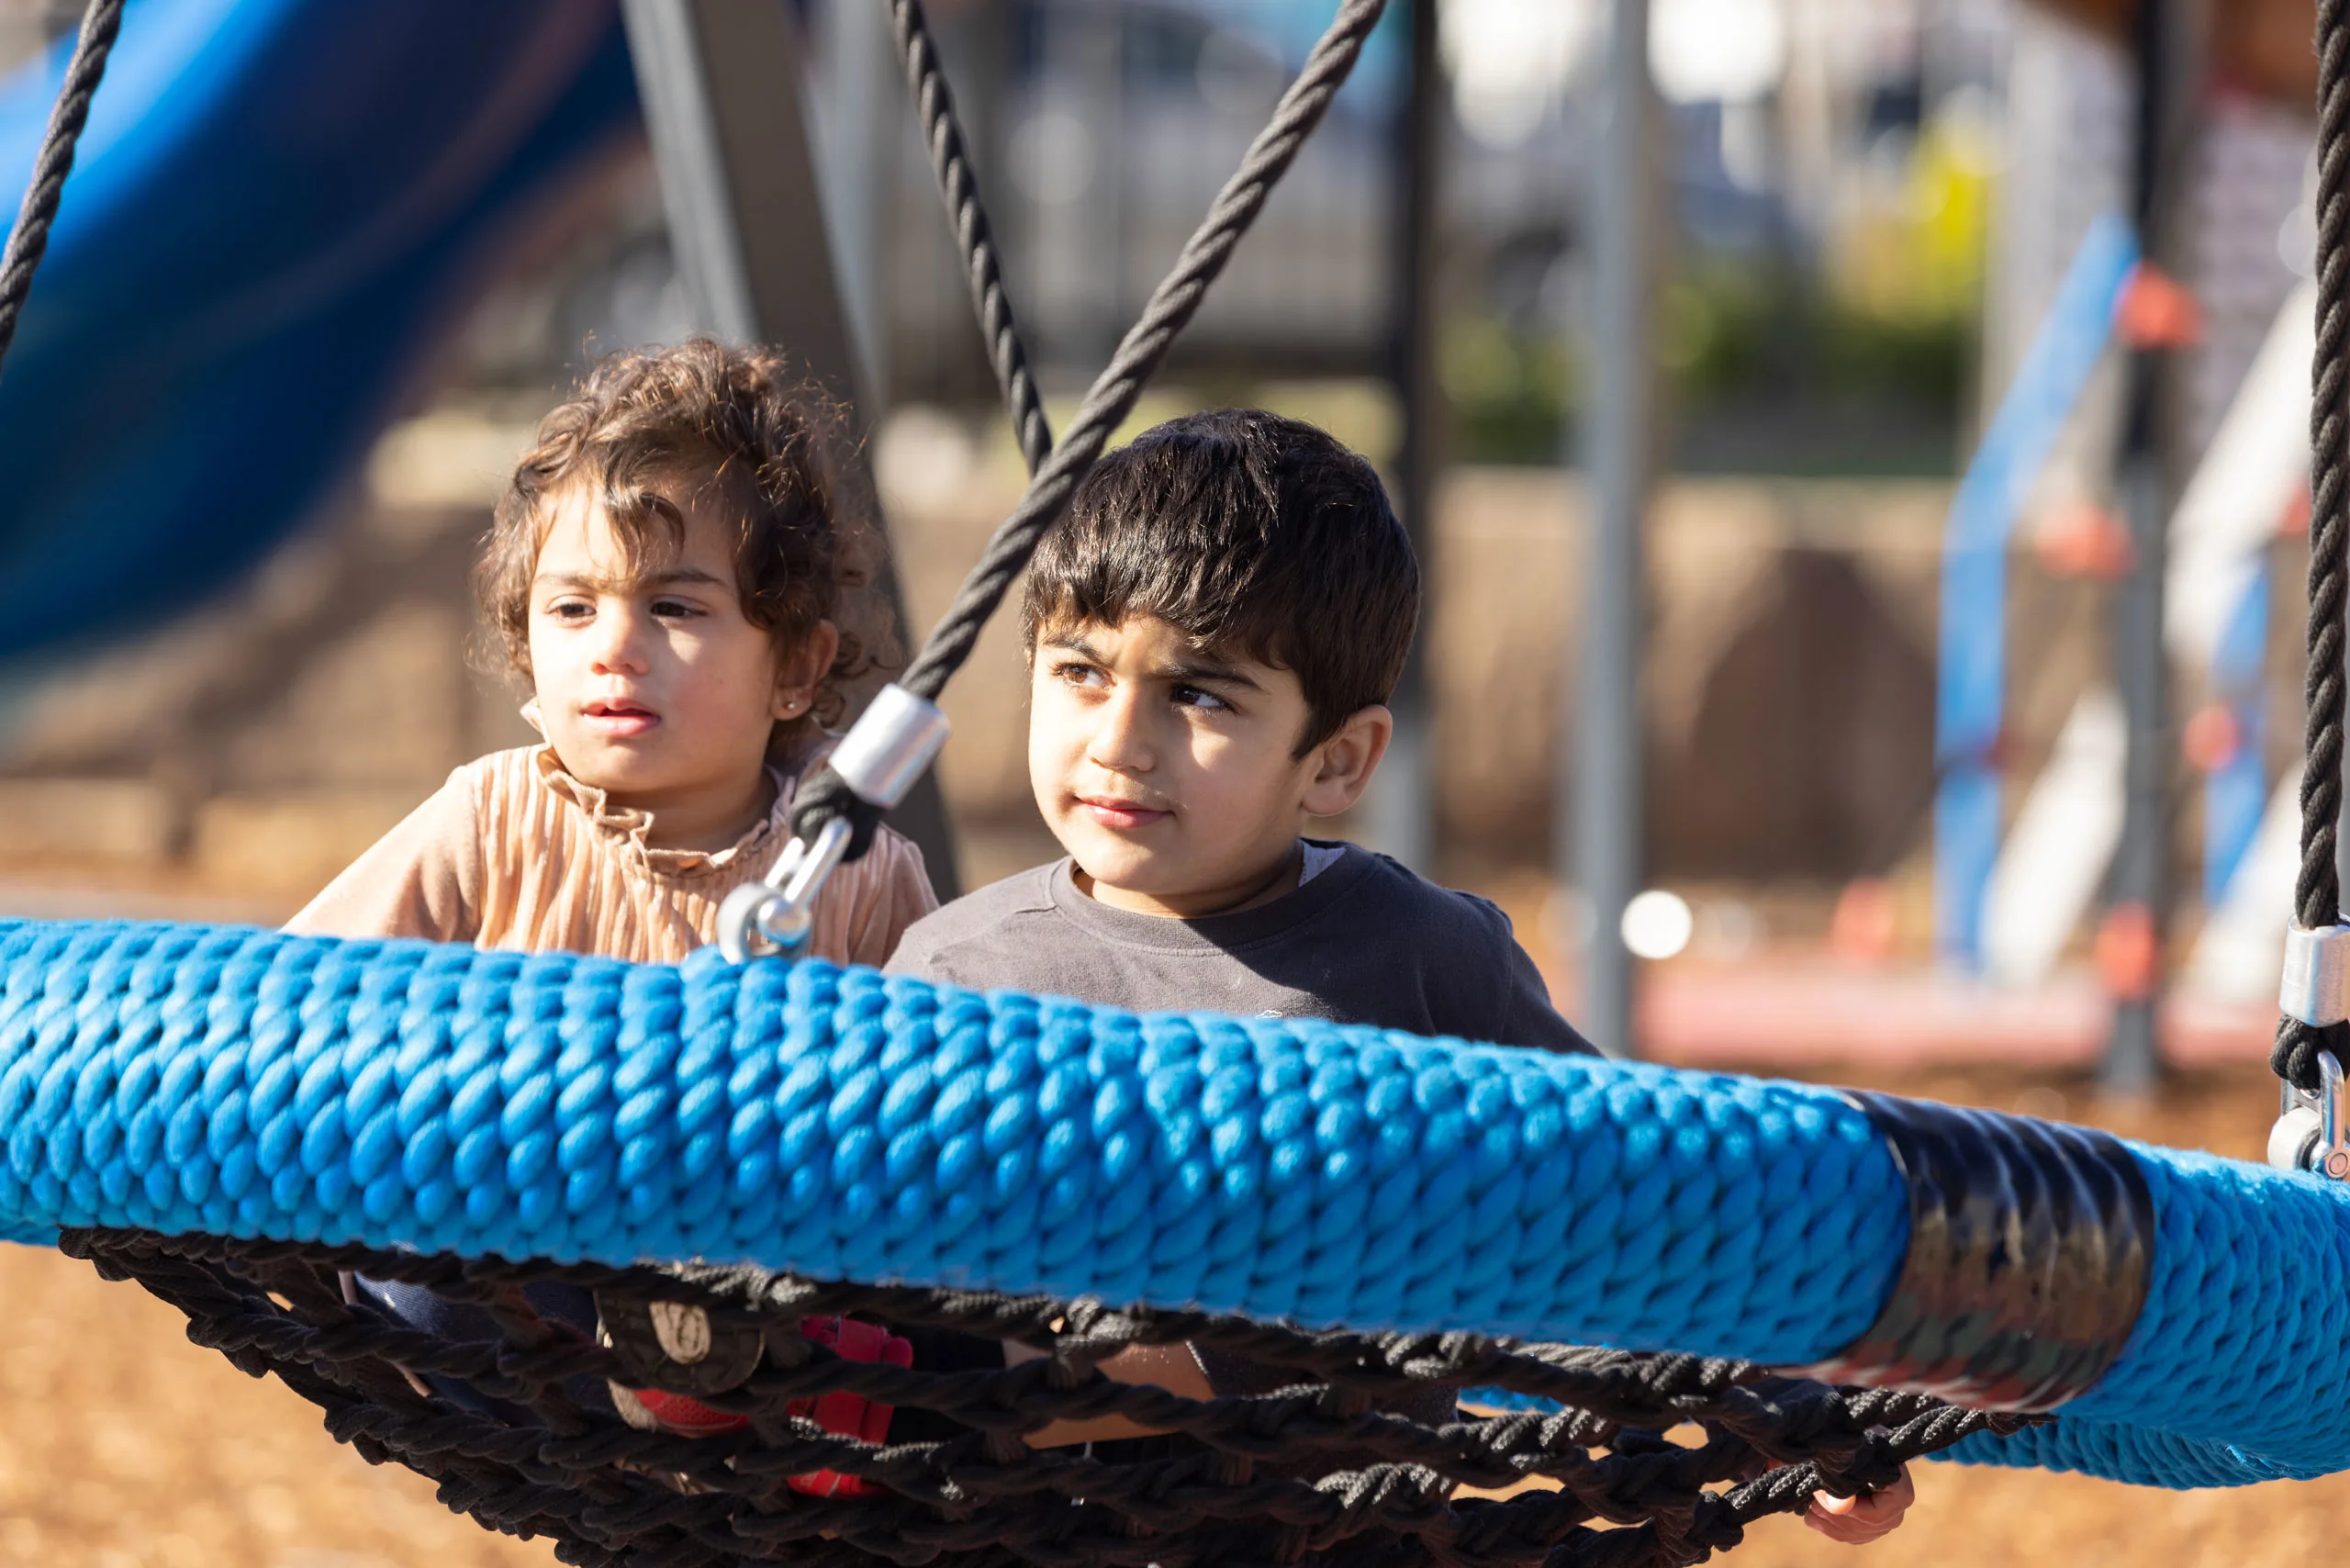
714, 686, 950, 964
2268, 1049, 2350, 1179
714, 690, 945, 963
717, 815, 854, 963
2279, 923, 2350, 1026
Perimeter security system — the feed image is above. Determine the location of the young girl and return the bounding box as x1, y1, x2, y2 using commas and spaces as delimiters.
289, 339, 935, 962
292, 340, 940, 1463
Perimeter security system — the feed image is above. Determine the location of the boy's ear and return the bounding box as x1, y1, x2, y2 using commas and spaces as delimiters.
772, 620, 842, 720
1299, 704, 1393, 818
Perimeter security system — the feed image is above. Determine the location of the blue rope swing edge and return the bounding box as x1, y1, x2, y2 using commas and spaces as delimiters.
1, 915, 2343, 1489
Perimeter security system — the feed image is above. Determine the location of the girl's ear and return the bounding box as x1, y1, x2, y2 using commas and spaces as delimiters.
772, 620, 842, 721
519, 697, 546, 734
1299, 704, 1393, 819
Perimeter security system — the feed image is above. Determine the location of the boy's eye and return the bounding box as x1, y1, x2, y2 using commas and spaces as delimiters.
1052, 660, 1106, 688
650, 597, 702, 620
1171, 684, 1230, 712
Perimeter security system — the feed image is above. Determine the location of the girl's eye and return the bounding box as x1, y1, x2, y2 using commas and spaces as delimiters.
1172, 685, 1230, 712
547, 598, 593, 622
650, 598, 702, 620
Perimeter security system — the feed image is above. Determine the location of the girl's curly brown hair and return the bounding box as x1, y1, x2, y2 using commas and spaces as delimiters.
477, 340, 891, 763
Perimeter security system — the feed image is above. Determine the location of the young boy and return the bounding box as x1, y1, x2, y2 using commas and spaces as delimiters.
890, 408, 1582, 1047
889, 408, 1911, 1544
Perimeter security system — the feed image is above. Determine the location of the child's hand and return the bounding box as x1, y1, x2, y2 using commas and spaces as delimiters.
1803, 1464, 1914, 1545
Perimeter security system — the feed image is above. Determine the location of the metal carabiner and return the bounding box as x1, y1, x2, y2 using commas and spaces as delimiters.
2267, 1049, 2350, 1179
716, 815, 855, 963
714, 683, 950, 965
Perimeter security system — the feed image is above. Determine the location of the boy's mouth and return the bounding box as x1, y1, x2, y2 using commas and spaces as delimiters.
581, 698, 660, 737
1075, 794, 1169, 831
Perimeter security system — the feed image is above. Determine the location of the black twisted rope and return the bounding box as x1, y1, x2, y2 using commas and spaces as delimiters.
793, 0, 1387, 857
888, 0, 1052, 476
0, 0, 122, 378
66, 1229, 2027, 1568
2280, 0, 2350, 1092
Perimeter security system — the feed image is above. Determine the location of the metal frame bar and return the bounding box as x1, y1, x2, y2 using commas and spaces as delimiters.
620, 0, 960, 899
1568, 0, 1658, 1058
2104, 0, 2198, 1091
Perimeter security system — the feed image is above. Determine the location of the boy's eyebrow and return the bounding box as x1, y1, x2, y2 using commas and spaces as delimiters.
1156, 654, 1263, 691
1041, 630, 1105, 661
1039, 631, 1265, 691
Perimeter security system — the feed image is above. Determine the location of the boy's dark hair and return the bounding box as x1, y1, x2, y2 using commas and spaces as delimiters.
1020, 408, 1420, 752
477, 340, 890, 757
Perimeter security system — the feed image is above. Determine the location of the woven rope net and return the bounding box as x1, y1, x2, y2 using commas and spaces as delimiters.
69, 1229, 2031, 1568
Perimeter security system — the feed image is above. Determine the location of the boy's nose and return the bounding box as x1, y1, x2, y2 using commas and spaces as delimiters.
1086, 689, 1155, 771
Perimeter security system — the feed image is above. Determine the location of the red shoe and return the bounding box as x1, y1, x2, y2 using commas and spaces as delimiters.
616, 1315, 911, 1499
782, 1316, 913, 1497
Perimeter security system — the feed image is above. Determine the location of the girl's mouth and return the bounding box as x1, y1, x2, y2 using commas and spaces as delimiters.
582, 699, 660, 737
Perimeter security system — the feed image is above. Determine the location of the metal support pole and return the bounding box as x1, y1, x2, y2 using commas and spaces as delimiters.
1568, 0, 1655, 1058
814, 0, 894, 410
621, 0, 960, 900
2103, 0, 2191, 1092
1369, 0, 1440, 873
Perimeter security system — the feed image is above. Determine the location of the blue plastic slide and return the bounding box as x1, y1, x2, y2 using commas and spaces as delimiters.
0, 0, 636, 660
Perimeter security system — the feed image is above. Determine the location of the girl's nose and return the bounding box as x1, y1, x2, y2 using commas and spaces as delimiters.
589, 604, 651, 675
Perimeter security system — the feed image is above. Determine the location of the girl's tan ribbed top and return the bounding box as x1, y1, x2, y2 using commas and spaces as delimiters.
285, 745, 935, 968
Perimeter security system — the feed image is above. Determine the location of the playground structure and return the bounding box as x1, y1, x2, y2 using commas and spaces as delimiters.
0, 0, 2330, 1076
13, 1, 2350, 1566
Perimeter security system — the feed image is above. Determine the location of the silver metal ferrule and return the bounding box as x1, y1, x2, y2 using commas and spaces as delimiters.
2280, 923, 2350, 1026
827, 683, 951, 809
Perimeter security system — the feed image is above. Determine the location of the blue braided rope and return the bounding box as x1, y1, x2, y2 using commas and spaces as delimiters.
3, 917, 2348, 1485
0, 919, 1904, 1358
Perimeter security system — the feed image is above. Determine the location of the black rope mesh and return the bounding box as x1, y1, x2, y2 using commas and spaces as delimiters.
64, 1230, 2031, 1568
2281, 0, 2350, 1092
0, 0, 121, 376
